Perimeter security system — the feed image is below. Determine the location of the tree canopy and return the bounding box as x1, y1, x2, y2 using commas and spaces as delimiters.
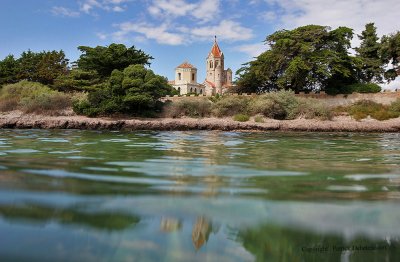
0, 50, 68, 86
236, 25, 359, 94
355, 23, 385, 83
236, 24, 400, 94
76, 44, 153, 77
73, 65, 174, 116
381, 31, 400, 82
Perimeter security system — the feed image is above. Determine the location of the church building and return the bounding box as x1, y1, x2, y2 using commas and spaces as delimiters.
203, 36, 233, 95
170, 37, 233, 96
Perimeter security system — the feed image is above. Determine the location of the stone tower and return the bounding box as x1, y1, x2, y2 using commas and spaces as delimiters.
206, 36, 224, 94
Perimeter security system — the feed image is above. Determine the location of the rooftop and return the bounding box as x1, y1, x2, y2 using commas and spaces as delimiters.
176, 61, 196, 69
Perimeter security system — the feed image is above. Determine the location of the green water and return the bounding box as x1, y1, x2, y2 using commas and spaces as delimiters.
0, 129, 400, 261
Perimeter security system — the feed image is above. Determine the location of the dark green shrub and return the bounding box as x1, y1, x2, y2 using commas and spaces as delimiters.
348, 83, 381, 93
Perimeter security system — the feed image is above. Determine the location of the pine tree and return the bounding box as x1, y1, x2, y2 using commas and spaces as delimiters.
355, 23, 385, 83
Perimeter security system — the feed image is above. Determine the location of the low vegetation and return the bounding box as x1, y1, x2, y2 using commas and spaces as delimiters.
163, 90, 333, 120
337, 100, 400, 120
233, 114, 250, 122
163, 98, 211, 118
0, 81, 72, 115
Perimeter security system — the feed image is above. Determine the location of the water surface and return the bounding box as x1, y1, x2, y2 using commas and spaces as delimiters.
0, 129, 400, 261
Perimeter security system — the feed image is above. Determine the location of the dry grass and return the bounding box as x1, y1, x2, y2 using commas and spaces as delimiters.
163, 98, 212, 118
0, 81, 72, 115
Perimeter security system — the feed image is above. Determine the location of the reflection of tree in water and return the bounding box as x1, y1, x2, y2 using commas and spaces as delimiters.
192, 216, 213, 251
236, 223, 400, 262
0, 203, 140, 231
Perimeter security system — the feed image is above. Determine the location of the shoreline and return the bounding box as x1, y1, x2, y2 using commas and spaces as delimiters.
1, 111, 400, 132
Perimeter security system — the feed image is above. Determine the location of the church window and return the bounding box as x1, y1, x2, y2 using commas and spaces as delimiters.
215, 61, 218, 67
210, 61, 213, 68
190, 87, 193, 93
192, 73, 195, 81
194, 88, 197, 93
178, 87, 181, 94
200, 89, 203, 94
178, 73, 181, 80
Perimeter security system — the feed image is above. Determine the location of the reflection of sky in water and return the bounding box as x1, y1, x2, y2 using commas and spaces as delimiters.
1, 130, 400, 261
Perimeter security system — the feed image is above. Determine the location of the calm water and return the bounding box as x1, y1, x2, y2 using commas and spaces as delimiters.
0, 129, 400, 261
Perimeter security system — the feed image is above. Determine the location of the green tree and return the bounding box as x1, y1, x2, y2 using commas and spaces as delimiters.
17, 50, 41, 82
74, 65, 175, 116
36, 50, 69, 85
53, 69, 102, 92
381, 32, 400, 81
236, 25, 358, 94
76, 44, 153, 77
355, 23, 385, 83
15, 50, 68, 85
0, 55, 19, 85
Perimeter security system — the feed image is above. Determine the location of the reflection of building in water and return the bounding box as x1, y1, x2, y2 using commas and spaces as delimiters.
192, 216, 212, 250
160, 217, 182, 232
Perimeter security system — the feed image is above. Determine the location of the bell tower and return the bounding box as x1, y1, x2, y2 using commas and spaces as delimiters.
206, 36, 224, 94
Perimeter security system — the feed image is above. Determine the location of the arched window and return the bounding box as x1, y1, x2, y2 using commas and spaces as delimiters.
178, 87, 181, 94
210, 61, 213, 68
194, 88, 197, 93
215, 60, 218, 67
200, 89, 203, 94
192, 73, 195, 81
190, 87, 193, 93
178, 73, 181, 80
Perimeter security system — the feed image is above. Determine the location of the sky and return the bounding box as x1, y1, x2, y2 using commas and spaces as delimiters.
1, 0, 399, 88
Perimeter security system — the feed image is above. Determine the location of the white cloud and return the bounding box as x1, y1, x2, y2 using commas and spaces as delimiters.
235, 43, 267, 57
51, 6, 80, 17
261, 11, 277, 23
96, 32, 108, 40
79, 0, 130, 14
190, 20, 253, 42
113, 22, 186, 45
147, 0, 220, 23
112, 18, 253, 46
264, 0, 400, 37
192, 0, 220, 23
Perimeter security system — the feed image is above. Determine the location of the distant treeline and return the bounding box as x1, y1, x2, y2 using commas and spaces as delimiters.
235, 23, 400, 94
0, 44, 176, 116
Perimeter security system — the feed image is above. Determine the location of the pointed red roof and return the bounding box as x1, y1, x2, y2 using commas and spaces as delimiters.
177, 61, 195, 69
210, 36, 222, 58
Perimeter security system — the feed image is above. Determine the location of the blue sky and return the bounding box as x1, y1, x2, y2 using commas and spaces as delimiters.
1, 0, 399, 87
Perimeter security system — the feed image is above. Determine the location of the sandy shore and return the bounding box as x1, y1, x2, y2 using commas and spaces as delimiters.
1, 111, 400, 132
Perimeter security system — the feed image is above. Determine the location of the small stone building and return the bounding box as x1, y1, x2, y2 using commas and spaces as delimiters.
169, 61, 205, 95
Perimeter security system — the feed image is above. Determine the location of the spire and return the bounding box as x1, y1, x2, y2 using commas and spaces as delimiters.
210, 36, 222, 58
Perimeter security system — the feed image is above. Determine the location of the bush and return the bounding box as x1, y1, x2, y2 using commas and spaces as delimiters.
0, 81, 72, 114
233, 114, 250, 122
348, 83, 381, 93
295, 98, 333, 120
249, 90, 299, 120
212, 96, 250, 117
163, 98, 212, 118
342, 100, 400, 121
254, 115, 265, 123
